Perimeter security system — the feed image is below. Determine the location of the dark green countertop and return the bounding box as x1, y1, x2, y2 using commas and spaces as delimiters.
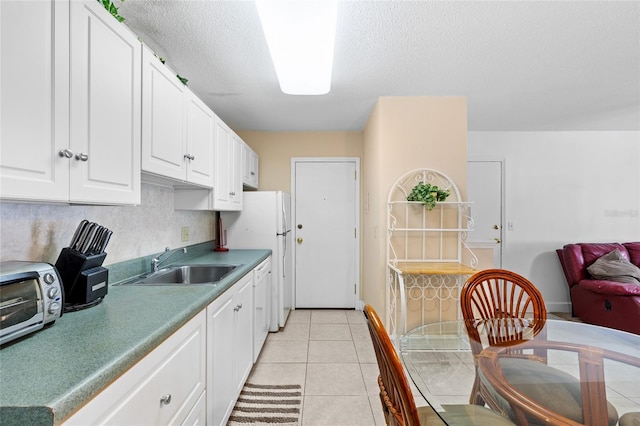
0, 248, 271, 426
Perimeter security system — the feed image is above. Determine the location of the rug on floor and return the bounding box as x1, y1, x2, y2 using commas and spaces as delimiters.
227, 383, 302, 425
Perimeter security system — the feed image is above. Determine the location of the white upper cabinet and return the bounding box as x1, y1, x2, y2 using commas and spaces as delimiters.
1, 0, 141, 205
69, 0, 141, 205
1, 0, 70, 202
186, 94, 215, 187
211, 118, 243, 211
141, 47, 214, 188
242, 142, 259, 189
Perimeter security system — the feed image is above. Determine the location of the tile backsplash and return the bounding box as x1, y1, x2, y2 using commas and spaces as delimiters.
0, 183, 216, 265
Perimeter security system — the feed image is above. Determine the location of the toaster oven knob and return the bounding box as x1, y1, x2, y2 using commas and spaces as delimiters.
47, 287, 60, 299
44, 273, 55, 284
48, 302, 60, 314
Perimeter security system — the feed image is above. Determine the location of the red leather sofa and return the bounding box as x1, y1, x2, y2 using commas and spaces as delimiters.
556, 242, 640, 335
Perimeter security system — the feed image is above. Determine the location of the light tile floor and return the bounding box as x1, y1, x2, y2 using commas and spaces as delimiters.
247, 310, 640, 425
248, 309, 389, 425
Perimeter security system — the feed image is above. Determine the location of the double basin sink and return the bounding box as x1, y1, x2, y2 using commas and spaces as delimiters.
122, 264, 239, 286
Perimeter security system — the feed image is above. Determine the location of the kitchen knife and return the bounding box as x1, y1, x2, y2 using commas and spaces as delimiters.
87, 225, 105, 254
70, 220, 89, 249
98, 229, 113, 253
73, 221, 93, 251
81, 223, 100, 254
77, 222, 97, 254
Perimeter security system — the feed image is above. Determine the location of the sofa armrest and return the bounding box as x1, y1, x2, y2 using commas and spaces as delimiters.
579, 279, 640, 296
559, 244, 588, 287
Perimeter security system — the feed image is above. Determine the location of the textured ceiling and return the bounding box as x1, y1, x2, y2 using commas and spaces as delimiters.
118, 1, 640, 132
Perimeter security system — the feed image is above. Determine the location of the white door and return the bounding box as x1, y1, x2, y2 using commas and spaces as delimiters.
467, 160, 503, 267
293, 159, 359, 308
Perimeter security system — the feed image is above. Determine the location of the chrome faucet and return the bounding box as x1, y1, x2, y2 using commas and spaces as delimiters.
151, 247, 187, 272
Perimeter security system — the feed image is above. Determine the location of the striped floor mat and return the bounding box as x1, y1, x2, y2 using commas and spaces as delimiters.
227, 383, 302, 425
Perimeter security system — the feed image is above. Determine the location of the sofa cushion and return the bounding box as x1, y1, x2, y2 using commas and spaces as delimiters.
581, 243, 629, 265
587, 249, 640, 284
624, 242, 640, 267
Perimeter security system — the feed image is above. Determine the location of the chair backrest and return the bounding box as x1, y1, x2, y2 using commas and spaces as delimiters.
460, 269, 547, 355
363, 304, 420, 426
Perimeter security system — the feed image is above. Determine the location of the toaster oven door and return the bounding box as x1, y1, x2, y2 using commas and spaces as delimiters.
0, 272, 44, 343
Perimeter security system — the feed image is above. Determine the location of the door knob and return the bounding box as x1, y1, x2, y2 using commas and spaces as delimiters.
494, 238, 502, 244
297, 224, 303, 229
297, 237, 303, 244
493, 224, 500, 230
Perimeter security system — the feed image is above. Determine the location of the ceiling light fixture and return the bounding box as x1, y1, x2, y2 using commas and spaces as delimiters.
255, 0, 338, 95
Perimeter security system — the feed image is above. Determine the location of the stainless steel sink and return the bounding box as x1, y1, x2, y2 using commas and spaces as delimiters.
124, 264, 239, 285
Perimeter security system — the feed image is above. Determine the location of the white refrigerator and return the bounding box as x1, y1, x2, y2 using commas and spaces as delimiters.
221, 191, 293, 331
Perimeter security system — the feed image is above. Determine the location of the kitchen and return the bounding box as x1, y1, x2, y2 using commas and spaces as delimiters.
1, 0, 638, 425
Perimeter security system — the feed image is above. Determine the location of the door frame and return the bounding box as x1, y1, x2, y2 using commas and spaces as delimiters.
291, 157, 361, 309
467, 157, 506, 268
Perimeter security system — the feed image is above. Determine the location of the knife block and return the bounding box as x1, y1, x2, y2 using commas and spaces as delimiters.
55, 248, 108, 309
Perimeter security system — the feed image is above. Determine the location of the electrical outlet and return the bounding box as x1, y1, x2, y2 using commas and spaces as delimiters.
181, 226, 190, 242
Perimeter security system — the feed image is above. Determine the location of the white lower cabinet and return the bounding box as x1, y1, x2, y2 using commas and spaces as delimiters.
207, 272, 254, 426
253, 256, 272, 362
62, 261, 269, 426
63, 311, 206, 425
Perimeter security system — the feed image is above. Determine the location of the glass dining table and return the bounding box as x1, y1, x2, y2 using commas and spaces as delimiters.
399, 319, 640, 425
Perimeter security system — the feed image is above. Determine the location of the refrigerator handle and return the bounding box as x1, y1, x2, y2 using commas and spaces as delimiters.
282, 232, 287, 278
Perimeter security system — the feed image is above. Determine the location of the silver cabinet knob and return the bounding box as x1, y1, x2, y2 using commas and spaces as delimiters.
58, 149, 74, 158
234, 303, 243, 312
160, 394, 172, 405
184, 154, 195, 161
75, 153, 89, 162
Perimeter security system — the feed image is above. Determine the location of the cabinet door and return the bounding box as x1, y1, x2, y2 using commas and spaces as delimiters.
250, 149, 259, 188
141, 46, 186, 181
234, 274, 254, 393
213, 118, 232, 208
253, 257, 271, 362
69, 0, 141, 205
242, 143, 259, 189
185, 92, 215, 188
0, 0, 70, 202
230, 135, 243, 209
207, 291, 236, 426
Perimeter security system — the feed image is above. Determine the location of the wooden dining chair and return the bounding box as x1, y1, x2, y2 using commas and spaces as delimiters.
460, 269, 618, 426
460, 269, 548, 407
363, 304, 515, 426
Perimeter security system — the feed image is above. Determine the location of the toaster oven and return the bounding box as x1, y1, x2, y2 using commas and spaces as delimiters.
0, 261, 64, 345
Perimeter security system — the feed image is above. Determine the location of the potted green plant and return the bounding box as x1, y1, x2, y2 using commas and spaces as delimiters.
406, 182, 450, 210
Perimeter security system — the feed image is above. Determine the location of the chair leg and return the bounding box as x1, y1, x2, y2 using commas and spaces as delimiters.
469, 375, 485, 406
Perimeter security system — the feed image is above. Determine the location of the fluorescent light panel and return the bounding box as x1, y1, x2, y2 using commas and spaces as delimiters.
256, 0, 338, 95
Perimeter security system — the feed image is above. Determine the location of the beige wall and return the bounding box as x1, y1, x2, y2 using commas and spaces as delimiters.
363, 97, 468, 316
238, 98, 468, 320
237, 131, 363, 191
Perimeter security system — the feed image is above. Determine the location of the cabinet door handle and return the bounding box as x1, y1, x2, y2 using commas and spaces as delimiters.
160, 394, 172, 405
184, 154, 195, 161
229, 192, 235, 196
75, 153, 89, 162
58, 149, 74, 159
234, 303, 243, 312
